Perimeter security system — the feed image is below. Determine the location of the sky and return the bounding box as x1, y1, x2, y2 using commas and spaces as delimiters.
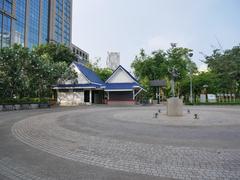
72, 0, 240, 72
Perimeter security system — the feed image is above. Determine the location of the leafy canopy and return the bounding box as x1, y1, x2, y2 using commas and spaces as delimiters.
131, 45, 197, 98
33, 43, 76, 65
86, 58, 113, 81
205, 45, 240, 93
0, 44, 76, 99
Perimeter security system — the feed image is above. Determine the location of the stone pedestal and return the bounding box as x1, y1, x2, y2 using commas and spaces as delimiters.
167, 97, 183, 116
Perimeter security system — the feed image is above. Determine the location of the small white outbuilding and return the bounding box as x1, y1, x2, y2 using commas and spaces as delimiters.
53, 62, 144, 106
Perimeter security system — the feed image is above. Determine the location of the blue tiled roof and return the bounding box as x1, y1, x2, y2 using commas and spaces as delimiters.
74, 62, 104, 85
53, 63, 145, 91
105, 82, 140, 90
53, 83, 103, 88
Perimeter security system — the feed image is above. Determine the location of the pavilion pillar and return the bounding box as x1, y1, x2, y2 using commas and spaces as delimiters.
133, 90, 135, 100
89, 89, 92, 104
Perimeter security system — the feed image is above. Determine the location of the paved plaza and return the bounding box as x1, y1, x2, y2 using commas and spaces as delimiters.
0, 105, 240, 180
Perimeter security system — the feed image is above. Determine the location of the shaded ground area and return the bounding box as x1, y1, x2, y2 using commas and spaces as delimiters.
0, 105, 240, 179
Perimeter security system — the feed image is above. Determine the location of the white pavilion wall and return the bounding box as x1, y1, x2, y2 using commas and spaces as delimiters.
57, 91, 84, 106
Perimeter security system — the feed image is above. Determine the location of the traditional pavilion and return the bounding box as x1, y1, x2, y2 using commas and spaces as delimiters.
53, 62, 144, 106
53, 62, 105, 106
104, 65, 144, 105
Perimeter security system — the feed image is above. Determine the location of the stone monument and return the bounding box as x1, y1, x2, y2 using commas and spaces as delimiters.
167, 66, 183, 116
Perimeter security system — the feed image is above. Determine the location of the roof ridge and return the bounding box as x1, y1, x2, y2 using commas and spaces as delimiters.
74, 62, 104, 85
105, 65, 139, 83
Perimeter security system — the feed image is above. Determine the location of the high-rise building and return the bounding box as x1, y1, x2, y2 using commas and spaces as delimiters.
1, 0, 88, 62
0, 0, 15, 48
106, 52, 120, 70
71, 43, 89, 64
48, 0, 72, 46
0, 0, 72, 48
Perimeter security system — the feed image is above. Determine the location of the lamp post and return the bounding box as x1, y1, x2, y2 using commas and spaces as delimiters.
203, 84, 208, 103
188, 53, 193, 104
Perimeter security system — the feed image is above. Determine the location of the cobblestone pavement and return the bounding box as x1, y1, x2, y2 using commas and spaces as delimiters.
0, 157, 43, 180
1, 106, 240, 179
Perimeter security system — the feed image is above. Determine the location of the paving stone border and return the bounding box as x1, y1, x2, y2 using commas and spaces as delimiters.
11, 108, 240, 180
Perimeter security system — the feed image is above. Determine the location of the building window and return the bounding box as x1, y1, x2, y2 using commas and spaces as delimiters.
4, 0, 12, 14
0, 1, 3, 9
41, 0, 49, 44
0, 0, 14, 48
0, 14, 2, 48
27, 0, 40, 48
15, 0, 26, 46
2, 15, 11, 47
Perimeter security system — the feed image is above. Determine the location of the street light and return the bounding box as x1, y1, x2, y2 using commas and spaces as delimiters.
188, 53, 193, 104
203, 84, 208, 103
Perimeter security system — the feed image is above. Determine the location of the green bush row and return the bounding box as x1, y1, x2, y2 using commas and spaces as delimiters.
185, 101, 240, 105
0, 98, 50, 105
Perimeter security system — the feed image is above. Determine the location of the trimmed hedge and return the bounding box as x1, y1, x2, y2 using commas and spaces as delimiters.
185, 100, 240, 105
0, 98, 50, 105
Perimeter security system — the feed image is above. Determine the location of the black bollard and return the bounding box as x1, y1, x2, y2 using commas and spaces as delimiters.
187, 109, 190, 114
158, 109, 161, 113
194, 113, 199, 119
154, 113, 158, 118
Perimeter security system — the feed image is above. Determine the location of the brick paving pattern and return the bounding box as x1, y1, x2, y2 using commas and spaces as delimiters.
9, 107, 240, 180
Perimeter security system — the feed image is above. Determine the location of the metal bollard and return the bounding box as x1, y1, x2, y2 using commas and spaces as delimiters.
194, 113, 199, 119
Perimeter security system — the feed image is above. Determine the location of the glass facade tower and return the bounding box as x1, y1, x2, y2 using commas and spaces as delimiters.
0, 0, 72, 48
0, 0, 14, 48
27, 0, 40, 48
49, 0, 71, 46
40, 0, 49, 44
15, 0, 25, 46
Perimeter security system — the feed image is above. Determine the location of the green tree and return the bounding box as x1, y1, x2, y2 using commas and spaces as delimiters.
26, 52, 74, 98
131, 49, 168, 82
131, 45, 197, 99
131, 49, 168, 99
205, 45, 240, 96
33, 43, 76, 65
87, 58, 113, 81
167, 46, 196, 81
180, 71, 220, 102
166, 46, 197, 96
0, 44, 76, 99
0, 44, 31, 98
